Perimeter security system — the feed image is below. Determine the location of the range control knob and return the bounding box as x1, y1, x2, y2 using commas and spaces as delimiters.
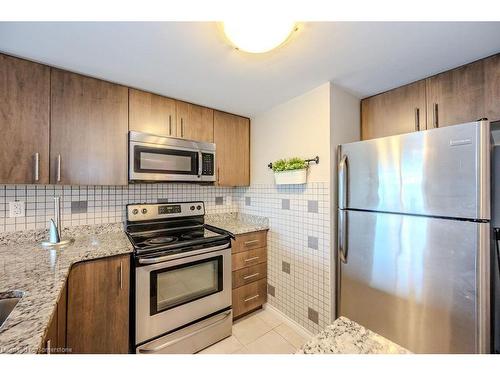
132, 209, 139, 215
190, 205, 195, 210
141, 208, 148, 214
196, 205, 202, 210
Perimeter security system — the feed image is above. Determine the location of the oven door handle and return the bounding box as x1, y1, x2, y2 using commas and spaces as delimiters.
137, 310, 232, 354
138, 242, 230, 265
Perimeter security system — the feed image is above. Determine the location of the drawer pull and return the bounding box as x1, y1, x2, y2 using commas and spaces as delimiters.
244, 294, 260, 303
244, 239, 259, 246
244, 256, 259, 263
243, 272, 260, 280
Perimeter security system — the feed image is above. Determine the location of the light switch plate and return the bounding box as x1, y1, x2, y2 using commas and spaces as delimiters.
9, 201, 25, 218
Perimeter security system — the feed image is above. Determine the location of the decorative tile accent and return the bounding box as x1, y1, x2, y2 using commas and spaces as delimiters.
71, 200, 88, 214
234, 182, 332, 334
215, 196, 224, 205
245, 196, 251, 206
0, 184, 238, 232
281, 198, 290, 210
268, 283, 276, 297
308, 308, 319, 324
282, 261, 291, 274
308, 235, 319, 250
307, 200, 318, 213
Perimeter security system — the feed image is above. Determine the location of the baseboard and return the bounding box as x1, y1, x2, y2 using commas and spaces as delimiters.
263, 303, 314, 339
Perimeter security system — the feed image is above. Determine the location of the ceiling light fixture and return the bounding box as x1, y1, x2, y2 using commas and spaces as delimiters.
222, 20, 297, 53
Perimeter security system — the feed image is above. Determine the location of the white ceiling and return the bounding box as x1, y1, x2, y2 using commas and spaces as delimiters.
0, 22, 499, 117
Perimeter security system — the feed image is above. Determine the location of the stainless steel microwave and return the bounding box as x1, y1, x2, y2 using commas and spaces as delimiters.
129, 131, 216, 182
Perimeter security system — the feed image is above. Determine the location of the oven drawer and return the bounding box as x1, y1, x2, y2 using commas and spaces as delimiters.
232, 263, 267, 289
231, 231, 267, 254
232, 279, 267, 318
232, 247, 267, 271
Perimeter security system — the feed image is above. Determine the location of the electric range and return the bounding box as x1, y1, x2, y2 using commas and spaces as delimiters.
125, 201, 233, 354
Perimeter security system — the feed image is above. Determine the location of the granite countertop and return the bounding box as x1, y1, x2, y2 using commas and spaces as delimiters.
205, 212, 269, 235
0, 224, 133, 354
298, 316, 411, 354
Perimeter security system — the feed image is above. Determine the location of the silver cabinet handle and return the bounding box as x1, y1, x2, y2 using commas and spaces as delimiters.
244, 294, 260, 303
168, 115, 172, 136
57, 154, 61, 182
243, 272, 260, 280
244, 239, 259, 246
34, 152, 40, 182
180, 118, 184, 137
414, 108, 420, 131
46, 339, 51, 355
119, 261, 123, 290
244, 256, 259, 263
433, 103, 439, 128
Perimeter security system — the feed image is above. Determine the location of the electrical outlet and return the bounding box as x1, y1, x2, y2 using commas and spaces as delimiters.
9, 201, 25, 218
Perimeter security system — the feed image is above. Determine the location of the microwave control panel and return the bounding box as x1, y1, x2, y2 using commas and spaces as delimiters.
201, 153, 214, 176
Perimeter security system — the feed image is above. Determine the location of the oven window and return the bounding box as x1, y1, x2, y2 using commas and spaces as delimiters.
150, 256, 223, 315
134, 146, 198, 175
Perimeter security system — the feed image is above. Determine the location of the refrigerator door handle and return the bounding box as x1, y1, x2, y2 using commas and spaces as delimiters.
338, 154, 348, 209
338, 209, 348, 263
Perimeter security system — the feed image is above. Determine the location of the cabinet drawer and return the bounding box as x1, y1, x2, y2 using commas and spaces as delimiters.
231, 231, 267, 254
232, 263, 267, 289
232, 279, 267, 318
232, 247, 266, 271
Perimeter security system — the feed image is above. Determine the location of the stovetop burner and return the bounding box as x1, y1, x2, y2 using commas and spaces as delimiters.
143, 236, 178, 246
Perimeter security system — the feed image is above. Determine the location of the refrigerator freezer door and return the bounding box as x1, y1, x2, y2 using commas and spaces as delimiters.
338, 121, 490, 220
338, 210, 490, 353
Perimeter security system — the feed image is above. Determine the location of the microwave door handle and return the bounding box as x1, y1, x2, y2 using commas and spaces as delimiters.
198, 151, 202, 177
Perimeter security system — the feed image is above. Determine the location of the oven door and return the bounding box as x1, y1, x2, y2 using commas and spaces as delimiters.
135, 243, 232, 345
130, 140, 202, 182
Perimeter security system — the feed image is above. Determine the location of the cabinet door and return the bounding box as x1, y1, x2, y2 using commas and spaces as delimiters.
42, 310, 58, 354
176, 101, 214, 142
484, 54, 500, 123
0, 54, 50, 184
426, 59, 486, 128
361, 80, 426, 140
67, 255, 130, 354
129, 88, 176, 137
213, 111, 250, 186
50, 69, 128, 185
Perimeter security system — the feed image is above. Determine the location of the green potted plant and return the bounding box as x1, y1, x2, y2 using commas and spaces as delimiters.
271, 157, 308, 185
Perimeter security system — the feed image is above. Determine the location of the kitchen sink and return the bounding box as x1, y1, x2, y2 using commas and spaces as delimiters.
0, 292, 23, 329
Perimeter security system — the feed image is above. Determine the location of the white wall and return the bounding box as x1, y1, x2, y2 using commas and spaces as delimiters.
250, 82, 332, 184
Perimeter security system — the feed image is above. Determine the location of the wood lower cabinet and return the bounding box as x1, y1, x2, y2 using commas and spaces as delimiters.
426, 58, 487, 129
214, 110, 250, 186
129, 88, 177, 137
231, 230, 268, 319
41, 283, 67, 354
361, 80, 426, 140
0, 54, 50, 184
50, 69, 129, 185
176, 100, 214, 142
66, 254, 130, 354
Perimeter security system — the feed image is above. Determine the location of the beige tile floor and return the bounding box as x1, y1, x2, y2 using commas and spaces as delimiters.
199, 308, 311, 354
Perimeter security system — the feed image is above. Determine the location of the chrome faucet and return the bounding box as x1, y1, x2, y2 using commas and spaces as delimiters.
41, 197, 73, 248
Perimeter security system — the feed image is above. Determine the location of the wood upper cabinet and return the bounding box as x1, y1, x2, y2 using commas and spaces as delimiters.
50, 69, 128, 185
0, 54, 50, 184
484, 54, 500, 123
213, 111, 250, 186
66, 255, 130, 354
426, 59, 487, 129
176, 101, 214, 142
129, 88, 177, 137
361, 80, 426, 140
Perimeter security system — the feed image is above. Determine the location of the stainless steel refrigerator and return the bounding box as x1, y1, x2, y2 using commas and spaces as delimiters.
337, 120, 491, 354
